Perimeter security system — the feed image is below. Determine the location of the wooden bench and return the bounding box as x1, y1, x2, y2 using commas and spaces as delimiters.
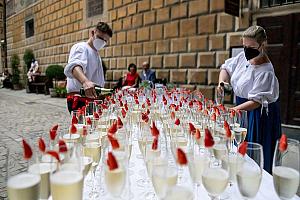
27, 75, 52, 95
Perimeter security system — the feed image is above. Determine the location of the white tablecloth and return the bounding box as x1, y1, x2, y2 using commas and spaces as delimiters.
50, 130, 300, 200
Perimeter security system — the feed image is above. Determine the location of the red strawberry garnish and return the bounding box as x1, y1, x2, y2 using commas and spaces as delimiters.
175, 118, 180, 126
121, 108, 126, 118
146, 98, 151, 106
142, 103, 146, 109
124, 103, 128, 111
169, 104, 176, 110
107, 152, 118, 170
224, 121, 232, 138
146, 109, 150, 115
189, 123, 196, 134
151, 121, 159, 137
111, 99, 116, 104
58, 140, 68, 153
70, 124, 77, 134
279, 134, 288, 152
119, 100, 123, 107
203, 109, 209, 116
142, 112, 149, 123
135, 99, 139, 105
51, 124, 59, 131
82, 125, 88, 136
93, 112, 100, 120
238, 141, 248, 156
49, 129, 57, 141
108, 121, 118, 134
117, 117, 123, 129
22, 139, 33, 160
152, 137, 158, 150
177, 148, 188, 165
195, 129, 201, 140
230, 110, 235, 118
218, 104, 225, 112
86, 117, 92, 125
38, 138, 46, 153
175, 105, 180, 111
189, 101, 193, 108
108, 134, 120, 149
211, 113, 216, 122
101, 104, 108, 110
171, 111, 175, 120
215, 107, 220, 116
204, 128, 214, 148
46, 150, 60, 162
163, 96, 167, 105
71, 115, 78, 124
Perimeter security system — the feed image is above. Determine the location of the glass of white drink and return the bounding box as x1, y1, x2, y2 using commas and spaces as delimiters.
236, 142, 263, 199
233, 127, 247, 148
7, 139, 41, 200
104, 151, 127, 199
273, 137, 299, 200
50, 143, 84, 200
202, 158, 229, 199
188, 150, 210, 199
28, 162, 56, 200
83, 141, 101, 198
152, 162, 178, 199
7, 172, 41, 200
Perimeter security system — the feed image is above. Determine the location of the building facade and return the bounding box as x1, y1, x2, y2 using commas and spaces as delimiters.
5, 0, 300, 126
0, 0, 5, 73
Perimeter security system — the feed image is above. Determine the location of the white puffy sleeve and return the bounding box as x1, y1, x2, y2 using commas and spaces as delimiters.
220, 52, 243, 77
64, 44, 88, 78
248, 71, 279, 106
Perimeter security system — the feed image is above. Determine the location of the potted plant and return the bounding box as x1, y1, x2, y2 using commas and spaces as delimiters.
11, 54, 22, 90
23, 49, 35, 71
45, 65, 65, 97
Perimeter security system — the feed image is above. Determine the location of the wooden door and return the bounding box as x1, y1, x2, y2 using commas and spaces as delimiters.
288, 13, 300, 125
257, 14, 300, 126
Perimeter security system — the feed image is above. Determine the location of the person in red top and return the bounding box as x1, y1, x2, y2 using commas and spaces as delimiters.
122, 63, 140, 88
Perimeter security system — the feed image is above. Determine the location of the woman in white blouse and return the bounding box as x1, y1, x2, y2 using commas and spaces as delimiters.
218, 25, 281, 173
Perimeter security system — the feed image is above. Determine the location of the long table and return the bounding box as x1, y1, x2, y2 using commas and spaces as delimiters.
49, 128, 300, 200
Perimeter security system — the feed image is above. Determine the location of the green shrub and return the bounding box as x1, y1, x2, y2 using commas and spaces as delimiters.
45, 65, 65, 81
23, 49, 35, 70
11, 54, 20, 85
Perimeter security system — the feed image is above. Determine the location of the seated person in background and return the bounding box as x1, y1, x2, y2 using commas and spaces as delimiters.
122, 63, 140, 89
27, 58, 40, 82
2, 69, 12, 88
140, 61, 156, 83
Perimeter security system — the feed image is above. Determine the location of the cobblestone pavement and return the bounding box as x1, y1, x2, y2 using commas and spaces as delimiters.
0, 88, 69, 199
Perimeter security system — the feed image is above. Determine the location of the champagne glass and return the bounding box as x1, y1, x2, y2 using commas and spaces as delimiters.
83, 141, 101, 198
188, 149, 210, 199
152, 160, 178, 199
103, 149, 127, 199
50, 142, 84, 200
236, 142, 263, 199
215, 87, 224, 105
273, 138, 299, 200
7, 142, 41, 200
202, 157, 229, 199
233, 127, 247, 148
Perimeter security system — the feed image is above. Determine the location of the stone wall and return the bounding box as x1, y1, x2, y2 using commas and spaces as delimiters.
104, 0, 250, 99
6, 0, 250, 99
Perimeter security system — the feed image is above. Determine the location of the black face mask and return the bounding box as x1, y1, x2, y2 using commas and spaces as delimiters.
244, 46, 260, 61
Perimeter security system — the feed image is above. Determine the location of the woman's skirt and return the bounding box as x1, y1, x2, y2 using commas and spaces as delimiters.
236, 96, 281, 173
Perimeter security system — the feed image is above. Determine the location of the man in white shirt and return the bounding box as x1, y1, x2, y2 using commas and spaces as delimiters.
64, 22, 112, 112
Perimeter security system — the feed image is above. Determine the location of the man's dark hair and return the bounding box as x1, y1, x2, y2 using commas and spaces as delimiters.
128, 63, 137, 72
96, 22, 113, 37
